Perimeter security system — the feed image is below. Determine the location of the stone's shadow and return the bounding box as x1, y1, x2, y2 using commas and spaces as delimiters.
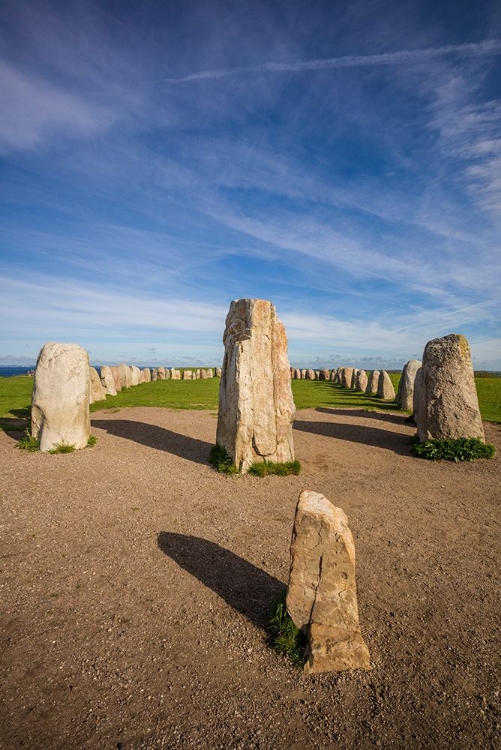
315, 407, 408, 426
294, 416, 414, 456
92, 419, 212, 465
157, 532, 284, 631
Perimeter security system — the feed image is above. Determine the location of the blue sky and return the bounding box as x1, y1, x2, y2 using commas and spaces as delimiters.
1, 0, 500, 369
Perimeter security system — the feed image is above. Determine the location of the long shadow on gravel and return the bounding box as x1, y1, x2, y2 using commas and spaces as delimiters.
158, 532, 283, 631
293, 416, 413, 456
92, 419, 212, 465
315, 407, 410, 427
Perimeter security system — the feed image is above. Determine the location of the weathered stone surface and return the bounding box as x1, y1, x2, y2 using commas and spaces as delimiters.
157, 366, 166, 380
301, 369, 307, 379
295, 368, 302, 380
397, 360, 421, 411
216, 298, 296, 473
200, 369, 207, 379
377, 370, 395, 400
89, 366, 107, 402
416, 334, 484, 442
286, 490, 370, 674
320, 369, 330, 381
31, 342, 91, 452
306, 369, 315, 380
355, 369, 368, 392
330, 369, 337, 382
110, 366, 122, 392
195, 369, 201, 379
171, 368, 181, 380
366, 370, 379, 394
206, 368, 213, 378
164, 368, 171, 380
130, 366, 140, 386
142, 368, 151, 383
100, 366, 117, 396
118, 363, 131, 389
151, 368, 158, 381
215, 367, 222, 377
341, 367, 354, 388
350, 369, 358, 389
138, 369, 145, 384
182, 370, 192, 380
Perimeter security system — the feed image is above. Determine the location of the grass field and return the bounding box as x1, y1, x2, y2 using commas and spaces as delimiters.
1, 372, 500, 431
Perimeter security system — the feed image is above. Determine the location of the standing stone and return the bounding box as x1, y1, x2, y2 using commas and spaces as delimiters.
130, 366, 140, 386
157, 366, 166, 380
171, 368, 181, 380
182, 370, 192, 380
397, 360, 421, 411
355, 369, 368, 393
142, 368, 151, 383
216, 298, 295, 473
286, 490, 370, 674
151, 368, 158, 381
377, 370, 396, 400
164, 368, 171, 380
416, 334, 484, 442
215, 367, 222, 377
306, 369, 315, 380
200, 369, 208, 379
341, 367, 354, 388
118, 363, 131, 389
350, 369, 358, 389
294, 368, 301, 380
89, 366, 107, 402
366, 370, 379, 394
100, 366, 117, 396
138, 369, 145, 384
31, 342, 91, 452
110, 366, 122, 392
301, 369, 307, 379
195, 369, 201, 379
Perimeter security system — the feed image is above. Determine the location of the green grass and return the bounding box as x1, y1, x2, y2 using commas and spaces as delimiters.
48, 442, 76, 454
247, 460, 301, 477
89, 377, 219, 412
16, 429, 40, 452
411, 436, 496, 462
1, 373, 500, 426
208, 443, 238, 474
269, 589, 306, 669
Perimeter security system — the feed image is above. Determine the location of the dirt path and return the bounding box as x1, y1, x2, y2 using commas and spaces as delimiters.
1, 407, 500, 749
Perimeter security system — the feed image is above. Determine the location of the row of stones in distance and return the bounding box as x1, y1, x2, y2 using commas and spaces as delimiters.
290, 364, 411, 409
89, 363, 222, 403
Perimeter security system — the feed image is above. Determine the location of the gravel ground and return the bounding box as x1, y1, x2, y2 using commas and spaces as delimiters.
1, 406, 500, 749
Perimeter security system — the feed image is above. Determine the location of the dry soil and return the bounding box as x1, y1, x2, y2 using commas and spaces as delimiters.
1, 407, 500, 749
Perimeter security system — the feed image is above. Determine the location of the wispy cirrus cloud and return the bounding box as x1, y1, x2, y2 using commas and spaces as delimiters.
165, 40, 501, 83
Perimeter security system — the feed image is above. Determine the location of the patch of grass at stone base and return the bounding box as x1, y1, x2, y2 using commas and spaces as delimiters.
208, 443, 238, 474
269, 589, 306, 669
247, 460, 301, 477
48, 442, 76, 454
411, 436, 495, 462
16, 429, 39, 452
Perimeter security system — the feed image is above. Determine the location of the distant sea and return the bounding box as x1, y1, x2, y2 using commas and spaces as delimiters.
0, 366, 35, 378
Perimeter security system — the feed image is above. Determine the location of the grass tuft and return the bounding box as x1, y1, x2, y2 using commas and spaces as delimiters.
48, 442, 76, 454
87, 435, 97, 447
16, 429, 40, 452
269, 589, 306, 669
411, 435, 495, 462
209, 443, 238, 474
248, 460, 301, 477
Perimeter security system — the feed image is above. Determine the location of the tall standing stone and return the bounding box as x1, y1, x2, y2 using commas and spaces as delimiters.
110, 366, 122, 392
286, 490, 370, 674
377, 370, 396, 400
366, 370, 379, 394
397, 360, 421, 411
100, 366, 117, 396
31, 342, 91, 452
416, 334, 484, 443
89, 366, 107, 402
355, 369, 368, 393
216, 298, 295, 473
341, 367, 354, 388
118, 363, 131, 389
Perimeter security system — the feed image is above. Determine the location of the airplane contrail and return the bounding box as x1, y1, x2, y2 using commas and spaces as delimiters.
165, 39, 501, 83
